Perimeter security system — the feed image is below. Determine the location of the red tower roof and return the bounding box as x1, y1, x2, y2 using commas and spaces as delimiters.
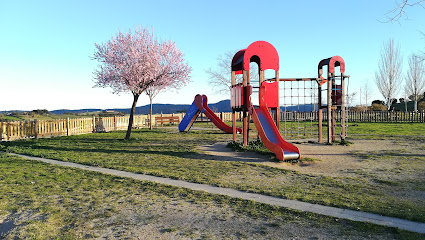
231, 41, 279, 74
318, 56, 345, 75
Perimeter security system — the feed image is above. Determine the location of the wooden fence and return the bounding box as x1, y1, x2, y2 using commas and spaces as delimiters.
1, 114, 179, 141
281, 111, 425, 123
1, 111, 423, 141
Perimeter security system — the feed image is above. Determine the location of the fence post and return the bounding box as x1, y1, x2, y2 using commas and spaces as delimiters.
19, 121, 23, 139
318, 109, 323, 143
0, 122, 3, 141
92, 116, 96, 132
6, 122, 10, 141
34, 119, 39, 139
422, 110, 424, 123
114, 115, 117, 131
66, 118, 70, 136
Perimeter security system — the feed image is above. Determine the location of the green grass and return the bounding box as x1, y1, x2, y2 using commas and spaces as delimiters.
3, 153, 421, 239
2, 126, 425, 224
347, 122, 425, 137
192, 120, 425, 140
199, 121, 425, 140
0, 116, 24, 121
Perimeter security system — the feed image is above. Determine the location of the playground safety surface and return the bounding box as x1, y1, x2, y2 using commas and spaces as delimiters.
8, 152, 425, 234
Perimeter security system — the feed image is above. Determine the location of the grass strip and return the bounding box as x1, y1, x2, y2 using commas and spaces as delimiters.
1, 127, 424, 223
1, 153, 423, 239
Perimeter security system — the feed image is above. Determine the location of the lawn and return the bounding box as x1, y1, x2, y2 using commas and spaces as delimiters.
199, 120, 425, 139
2, 153, 420, 239
347, 122, 425, 137
1, 123, 425, 225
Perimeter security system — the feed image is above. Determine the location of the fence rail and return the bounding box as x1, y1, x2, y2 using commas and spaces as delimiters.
214, 110, 425, 123
1, 111, 423, 141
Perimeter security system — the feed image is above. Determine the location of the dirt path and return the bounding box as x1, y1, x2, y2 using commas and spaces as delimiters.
197, 139, 407, 177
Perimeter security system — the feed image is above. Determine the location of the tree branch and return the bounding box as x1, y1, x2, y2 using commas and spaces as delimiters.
382, 0, 425, 22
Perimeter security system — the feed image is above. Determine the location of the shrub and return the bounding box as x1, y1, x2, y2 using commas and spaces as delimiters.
418, 101, 425, 111
350, 105, 368, 112
370, 103, 387, 111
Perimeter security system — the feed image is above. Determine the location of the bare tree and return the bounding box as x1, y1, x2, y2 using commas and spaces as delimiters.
383, 0, 425, 22
420, 31, 425, 61
361, 80, 373, 106
206, 50, 258, 95
383, 1, 425, 60
375, 39, 403, 110
405, 54, 425, 111
345, 92, 358, 108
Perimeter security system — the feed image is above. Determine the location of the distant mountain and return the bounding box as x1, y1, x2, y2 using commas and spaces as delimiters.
5, 100, 317, 116
50, 99, 234, 115
280, 104, 318, 112
50, 109, 103, 115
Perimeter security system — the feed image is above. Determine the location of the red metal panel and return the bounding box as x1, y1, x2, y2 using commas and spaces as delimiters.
329, 56, 345, 74
231, 41, 279, 73
243, 41, 279, 71
318, 56, 345, 75
259, 81, 279, 108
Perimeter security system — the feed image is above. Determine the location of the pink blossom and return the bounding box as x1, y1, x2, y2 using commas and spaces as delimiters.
92, 26, 191, 96
92, 26, 191, 138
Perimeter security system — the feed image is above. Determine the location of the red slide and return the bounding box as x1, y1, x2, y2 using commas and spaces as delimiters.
197, 95, 242, 134
250, 103, 300, 161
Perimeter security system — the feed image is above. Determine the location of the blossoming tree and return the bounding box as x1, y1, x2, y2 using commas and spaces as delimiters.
92, 26, 191, 139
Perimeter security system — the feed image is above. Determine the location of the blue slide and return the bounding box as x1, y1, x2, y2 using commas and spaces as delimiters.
178, 96, 204, 132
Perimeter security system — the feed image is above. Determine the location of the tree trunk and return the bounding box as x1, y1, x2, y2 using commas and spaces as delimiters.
149, 96, 153, 130
386, 97, 391, 111
125, 94, 140, 140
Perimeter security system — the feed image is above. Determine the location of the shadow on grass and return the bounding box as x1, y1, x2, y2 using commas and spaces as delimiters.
2, 137, 276, 165
194, 143, 277, 163
6, 144, 195, 158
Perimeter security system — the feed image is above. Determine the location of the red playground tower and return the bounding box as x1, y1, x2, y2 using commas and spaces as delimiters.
230, 41, 300, 161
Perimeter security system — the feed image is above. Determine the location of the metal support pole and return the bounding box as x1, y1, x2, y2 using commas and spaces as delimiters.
275, 70, 280, 130
243, 70, 248, 147
327, 74, 332, 144
231, 71, 237, 142
232, 110, 236, 142
318, 109, 323, 143
341, 73, 346, 141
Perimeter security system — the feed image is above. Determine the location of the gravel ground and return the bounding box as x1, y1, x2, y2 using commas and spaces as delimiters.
62, 197, 399, 239
198, 139, 419, 177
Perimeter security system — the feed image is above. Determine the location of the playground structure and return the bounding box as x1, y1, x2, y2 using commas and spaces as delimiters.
179, 40, 348, 161
178, 94, 242, 133
230, 41, 349, 160
230, 41, 300, 161
278, 55, 349, 143
317, 56, 348, 143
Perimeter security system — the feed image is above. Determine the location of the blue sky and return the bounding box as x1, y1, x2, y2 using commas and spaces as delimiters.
1, 0, 424, 111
